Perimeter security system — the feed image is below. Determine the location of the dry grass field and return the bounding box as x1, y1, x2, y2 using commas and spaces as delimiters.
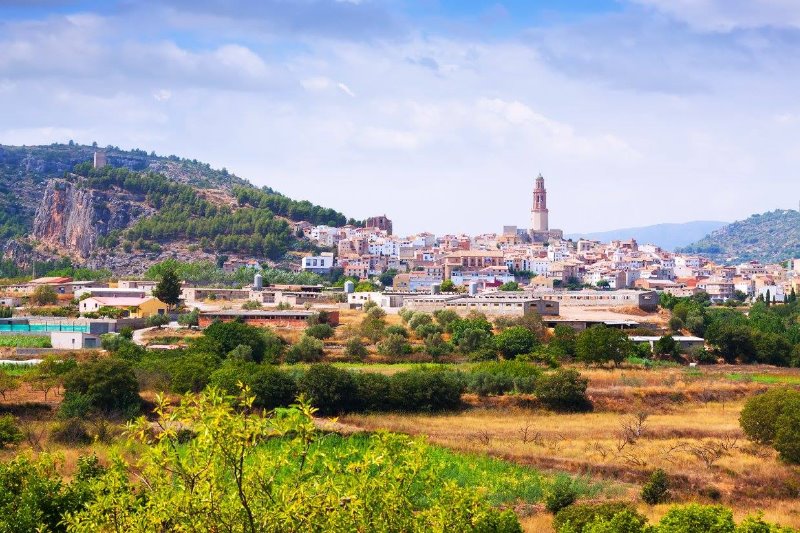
342, 365, 800, 531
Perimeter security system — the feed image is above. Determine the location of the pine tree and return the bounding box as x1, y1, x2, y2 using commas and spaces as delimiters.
765, 289, 771, 306
153, 266, 182, 308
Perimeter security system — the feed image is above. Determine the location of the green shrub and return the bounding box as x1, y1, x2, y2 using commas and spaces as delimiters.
298, 365, 358, 415
433, 309, 459, 328
0, 454, 102, 532
423, 333, 453, 358
774, 396, 800, 464
168, 352, 220, 394
146, 313, 170, 328
388, 368, 465, 412
305, 323, 334, 340
376, 333, 412, 357
641, 468, 670, 504
583, 509, 648, 533
384, 325, 409, 338
656, 504, 735, 533
536, 369, 591, 412
353, 372, 392, 411
204, 320, 269, 362
344, 337, 368, 361
545, 475, 578, 514
0, 414, 22, 448
553, 502, 641, 533
739, 388, 800, 444
494, 326, 538, 359
466, 372, 515, 396
210, 362, 297, 410
735, 513, 797, 533
285, 335, 325, 363
62, 358, 141, 418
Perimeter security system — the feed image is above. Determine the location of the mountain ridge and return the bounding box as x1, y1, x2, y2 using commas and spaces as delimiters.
678, 209, 800, 264
0, 143, 355, 275
566, 220, 728, 251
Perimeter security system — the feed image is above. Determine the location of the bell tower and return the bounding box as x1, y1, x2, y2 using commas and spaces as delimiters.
531, 174, 549, 232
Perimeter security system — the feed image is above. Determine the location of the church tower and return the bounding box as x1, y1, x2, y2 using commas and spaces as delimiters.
531, 174, 549, 232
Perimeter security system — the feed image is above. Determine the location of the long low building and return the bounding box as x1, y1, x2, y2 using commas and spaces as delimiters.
199, 309, 339, 328
402, 295, 558, 317
498, 289, 660, 311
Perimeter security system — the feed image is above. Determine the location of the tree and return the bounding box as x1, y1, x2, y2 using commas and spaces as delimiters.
641, 469, 670, 505
0, 370, 20, 400
498, 281, 520, 291
774, 396, 800, 464
0, 415, 22, 448
305, 323, 334, 340
575, 325, 631, 365
739, 388, 800, 445
440, 279, 456, 292
378, 269, 398, 286
204, 321, 268, 362
377, 333, 412, 357
284, 335, 325, 363
654, 335, 681, 360
62, 358, 140, 418
298, 365, 359, 415
30, 285, 58, 306
146, 313, 170, 328
494, 326, 538, 359
596, 280, 610, 289
550, 325, 577, 357
360, 307, 386, 343
152, 265, 182, 308
344, 337, 368, 360
535, 369, 590, 411
656, 504, 735, 533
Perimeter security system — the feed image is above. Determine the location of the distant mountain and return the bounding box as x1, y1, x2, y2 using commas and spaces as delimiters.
0, 143, 356, 275
566, 221, 728, 251
678, 209, 800, 265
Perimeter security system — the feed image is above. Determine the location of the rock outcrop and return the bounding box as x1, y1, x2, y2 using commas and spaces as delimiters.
32, 179, 152, 258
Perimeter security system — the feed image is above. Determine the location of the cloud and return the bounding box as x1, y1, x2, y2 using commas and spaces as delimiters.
628, 0, 800, 32
153, 89, 172, 102
336, 82, 355, 97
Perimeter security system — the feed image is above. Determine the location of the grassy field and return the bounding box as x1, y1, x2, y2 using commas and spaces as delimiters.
0, 335, 51, 348
0, 362, 38, 376
341, 365, 800, 530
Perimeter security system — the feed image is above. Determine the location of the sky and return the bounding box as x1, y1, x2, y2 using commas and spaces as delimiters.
2, 1, 800, 236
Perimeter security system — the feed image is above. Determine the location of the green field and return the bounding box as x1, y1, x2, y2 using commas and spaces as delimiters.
725, 372, 800, 385
262, 432, 610, 506
0, 335, 51, 348
0, 362, 37, 376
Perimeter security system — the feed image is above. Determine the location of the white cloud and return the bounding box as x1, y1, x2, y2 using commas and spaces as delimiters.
336, 82, 356, 97
153, 89, 172, 102
629, 0, 800, 31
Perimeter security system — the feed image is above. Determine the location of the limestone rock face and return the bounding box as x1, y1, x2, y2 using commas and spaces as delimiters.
32, 179, 151, 258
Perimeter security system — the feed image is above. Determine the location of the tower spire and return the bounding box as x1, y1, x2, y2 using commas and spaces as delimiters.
531, 174, 549, 232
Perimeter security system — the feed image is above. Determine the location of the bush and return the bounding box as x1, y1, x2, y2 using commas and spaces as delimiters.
535, 369, 590, 412
433, 309, 459, 328
0, 414, 22, 448
297, 365, 358, 415
466, 372, 514, 396
285, 335, 325, 363
169, 352, 220, 394
774, 395, 800, 464
344, 337, 368, 361
353, 372, 392, 411
553, 502, 640, 533
305, 323, 334, 340
423, 333, 453, 358
50, 418, 92, 445
146, 313, 171, 328
739, 388, 800, 444
656, 504, 735, 533
575, 325, 632, 365
210, 361, 297, 410
384, 325, 409, 338
204, 320, 269, 362
62, 358, 141, 418
388, 368, 465, 412
468, 361, 541, 394
494, 326, 538, 359
582, 509, 648, 533
376, 333, 412, 357
641, 468, 670, 504
178, 308, 200, 327
545, 476, 578, 514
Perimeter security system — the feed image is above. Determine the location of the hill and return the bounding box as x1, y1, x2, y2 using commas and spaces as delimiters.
0, 143, 355, 275
566, 220, 727, 251
678, 209, 800, 264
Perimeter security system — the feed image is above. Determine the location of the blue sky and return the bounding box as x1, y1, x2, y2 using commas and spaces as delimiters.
2, 0, 800, 235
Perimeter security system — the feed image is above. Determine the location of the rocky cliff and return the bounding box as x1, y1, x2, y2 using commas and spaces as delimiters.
32, 179, 152, 258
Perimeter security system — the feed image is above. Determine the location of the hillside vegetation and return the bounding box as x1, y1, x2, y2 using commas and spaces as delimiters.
679, 209, 800, 264
0, 143, 357, 268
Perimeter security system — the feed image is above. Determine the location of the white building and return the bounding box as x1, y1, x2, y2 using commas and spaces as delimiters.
301, 252, 334, 274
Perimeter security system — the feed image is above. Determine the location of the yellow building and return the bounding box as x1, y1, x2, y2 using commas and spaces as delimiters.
79, 296, 169, 318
